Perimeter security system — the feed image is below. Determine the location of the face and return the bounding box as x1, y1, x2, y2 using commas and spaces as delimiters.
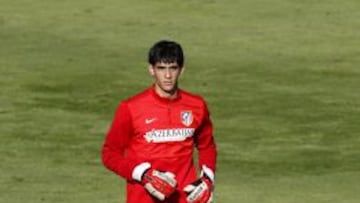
149, 62, 184, 98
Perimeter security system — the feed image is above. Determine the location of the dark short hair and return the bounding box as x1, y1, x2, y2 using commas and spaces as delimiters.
148, 40, 184, 67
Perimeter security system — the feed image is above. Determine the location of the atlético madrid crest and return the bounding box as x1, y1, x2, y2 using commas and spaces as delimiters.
181, 111, 193, 126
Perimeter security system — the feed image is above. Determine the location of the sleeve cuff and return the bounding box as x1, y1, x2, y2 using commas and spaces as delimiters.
200, 165, 215, 182
132, 162, 151, 181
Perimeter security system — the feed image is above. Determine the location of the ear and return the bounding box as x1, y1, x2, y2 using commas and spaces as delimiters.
180, 66, 186, 76
148, 64, 155, 76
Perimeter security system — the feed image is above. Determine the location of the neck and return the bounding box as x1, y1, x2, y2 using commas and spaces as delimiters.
154, 85, 178, 100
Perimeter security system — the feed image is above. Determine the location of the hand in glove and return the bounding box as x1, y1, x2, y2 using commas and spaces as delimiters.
132, 162, 177, 201
183, 166, 214, 203
142, 168, 177, 201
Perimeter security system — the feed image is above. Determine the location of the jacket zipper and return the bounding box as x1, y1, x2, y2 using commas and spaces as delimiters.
168, 102, 171, 124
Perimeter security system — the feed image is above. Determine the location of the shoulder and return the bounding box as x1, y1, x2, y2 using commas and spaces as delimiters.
180, 89, 212, 120
114, 87, 152, 112
180, 89, 208, 106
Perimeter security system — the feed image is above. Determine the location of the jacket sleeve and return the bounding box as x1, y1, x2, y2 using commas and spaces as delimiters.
194, 100, 217, 178
101, 102, 142, 180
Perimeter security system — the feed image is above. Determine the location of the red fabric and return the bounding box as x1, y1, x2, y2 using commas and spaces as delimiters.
102, 86, 217, 203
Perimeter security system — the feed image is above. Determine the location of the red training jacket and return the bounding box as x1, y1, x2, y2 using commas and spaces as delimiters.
102, 86, 217, 203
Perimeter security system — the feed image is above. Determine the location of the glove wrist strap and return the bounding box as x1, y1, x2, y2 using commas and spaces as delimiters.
200, 165, 215, 183
132, 162, 151, 182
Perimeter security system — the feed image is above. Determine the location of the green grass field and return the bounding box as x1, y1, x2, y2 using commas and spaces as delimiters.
1, 0, 360, 202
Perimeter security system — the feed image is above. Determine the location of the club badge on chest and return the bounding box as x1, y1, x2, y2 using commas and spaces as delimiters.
181, 111, 193, 127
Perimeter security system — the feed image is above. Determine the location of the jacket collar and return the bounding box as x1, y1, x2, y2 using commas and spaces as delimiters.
149, 85, 182, 104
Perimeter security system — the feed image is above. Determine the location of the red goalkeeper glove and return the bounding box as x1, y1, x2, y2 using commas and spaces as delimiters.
183, 165, 214, 203
141, 168, 177, 200
132, 162, 177, 200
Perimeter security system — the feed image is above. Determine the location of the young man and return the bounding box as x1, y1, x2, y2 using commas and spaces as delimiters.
102, 40, 217, 203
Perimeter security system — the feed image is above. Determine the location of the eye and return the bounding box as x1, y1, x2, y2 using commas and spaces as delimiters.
170, 66, 180, 70
156, 66, 166, 70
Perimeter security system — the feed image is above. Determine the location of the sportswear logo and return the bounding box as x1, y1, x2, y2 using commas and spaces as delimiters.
145, 118, 157, 124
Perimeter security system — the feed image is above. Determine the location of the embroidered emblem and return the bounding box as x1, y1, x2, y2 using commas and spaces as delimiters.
181, 111, 193, 126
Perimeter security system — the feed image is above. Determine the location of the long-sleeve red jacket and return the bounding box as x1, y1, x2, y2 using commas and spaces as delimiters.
102, 86, 217, 203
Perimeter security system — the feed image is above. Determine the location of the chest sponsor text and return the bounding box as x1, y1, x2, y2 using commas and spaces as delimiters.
144, 128, 195, 143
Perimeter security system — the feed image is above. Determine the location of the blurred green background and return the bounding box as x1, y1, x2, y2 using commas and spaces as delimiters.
1, 0, 359, 202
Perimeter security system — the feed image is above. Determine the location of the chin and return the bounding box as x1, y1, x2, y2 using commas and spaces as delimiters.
163, 88, 175, 93
162, 86, 176, 93
162, 84, 174, 90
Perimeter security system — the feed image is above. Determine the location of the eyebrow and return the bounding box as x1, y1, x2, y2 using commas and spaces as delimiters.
156, 65, 180, 69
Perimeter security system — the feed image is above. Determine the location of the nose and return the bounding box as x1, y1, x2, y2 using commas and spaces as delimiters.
165, 68, 171, 78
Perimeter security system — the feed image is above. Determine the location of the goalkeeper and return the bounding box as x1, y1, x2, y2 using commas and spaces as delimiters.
101, 40, 217, 203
